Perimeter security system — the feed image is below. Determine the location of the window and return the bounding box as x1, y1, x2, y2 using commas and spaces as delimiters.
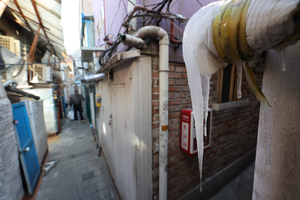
217, 64, 240, 103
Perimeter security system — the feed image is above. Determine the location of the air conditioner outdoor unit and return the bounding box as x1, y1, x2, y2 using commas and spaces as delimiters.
0, 35, 18, 53
30, 65, 52, 83
14, 40, 21, 56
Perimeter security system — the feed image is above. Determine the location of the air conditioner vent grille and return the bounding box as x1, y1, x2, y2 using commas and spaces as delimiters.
0, 37, 11, 50
34, 65, 44, 81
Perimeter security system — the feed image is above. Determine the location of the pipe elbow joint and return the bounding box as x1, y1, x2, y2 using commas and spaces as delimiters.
159, 36, 169, 45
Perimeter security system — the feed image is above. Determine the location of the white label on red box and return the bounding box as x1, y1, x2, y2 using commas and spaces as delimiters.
181, 122, 189, 150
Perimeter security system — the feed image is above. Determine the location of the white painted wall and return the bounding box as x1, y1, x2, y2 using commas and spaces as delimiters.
0, 80, 24, 200
23, 100, 48, 166
96, 56, 152, 200
24, 88, 58, 135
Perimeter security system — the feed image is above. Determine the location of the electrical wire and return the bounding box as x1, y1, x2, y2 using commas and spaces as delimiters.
196, 0, 203, 7
127, 0, 135, 6
97, 0, 186, 66
98, 35, 122, 66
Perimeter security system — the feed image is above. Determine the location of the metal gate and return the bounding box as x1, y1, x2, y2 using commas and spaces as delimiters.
12, 102, 41, 194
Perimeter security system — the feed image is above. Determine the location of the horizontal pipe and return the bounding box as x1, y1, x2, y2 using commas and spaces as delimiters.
80, 73, 107, 84
5, 86, 40, 100
121, 34, 147, 49
75, 74, 84, 81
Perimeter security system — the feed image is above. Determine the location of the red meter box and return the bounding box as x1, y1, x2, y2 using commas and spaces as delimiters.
180, 109, 212, 156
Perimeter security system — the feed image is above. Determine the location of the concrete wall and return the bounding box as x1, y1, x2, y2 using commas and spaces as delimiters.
0, 81, 24, 200
24, 100, 48, 166
151, 56, 261, 199
96, 56, 152, 200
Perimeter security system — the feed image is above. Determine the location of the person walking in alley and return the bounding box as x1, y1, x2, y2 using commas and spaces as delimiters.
70, 90, 85, 123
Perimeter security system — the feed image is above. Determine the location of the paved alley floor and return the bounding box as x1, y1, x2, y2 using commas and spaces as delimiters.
209, 163, 255, 200
36, 119, 119, 200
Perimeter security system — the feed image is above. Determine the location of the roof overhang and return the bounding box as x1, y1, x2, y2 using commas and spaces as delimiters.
7, 0, 66, 61
95, 49, 141, 74
80, 46, 105, 60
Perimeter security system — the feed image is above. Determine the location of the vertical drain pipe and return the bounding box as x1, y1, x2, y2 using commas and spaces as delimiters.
158, 31, 169, 200
122, 26, 169, 200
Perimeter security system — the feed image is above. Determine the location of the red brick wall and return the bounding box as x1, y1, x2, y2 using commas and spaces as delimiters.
152, 56, 261, 200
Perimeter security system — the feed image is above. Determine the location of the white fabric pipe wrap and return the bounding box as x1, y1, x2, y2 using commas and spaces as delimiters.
183, 0, 300, 191
121, 34, 147, 49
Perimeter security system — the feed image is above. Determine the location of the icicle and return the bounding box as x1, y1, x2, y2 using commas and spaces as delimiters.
236, 63, 243, 99
184, 59, 206, 192
201, 75, 210, 137
282, 48, 287, 71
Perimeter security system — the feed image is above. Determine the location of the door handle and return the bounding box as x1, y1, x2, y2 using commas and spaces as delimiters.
23, 147, 31, 152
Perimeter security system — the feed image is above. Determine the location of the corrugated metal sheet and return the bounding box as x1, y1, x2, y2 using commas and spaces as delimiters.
7, 0, 65, 59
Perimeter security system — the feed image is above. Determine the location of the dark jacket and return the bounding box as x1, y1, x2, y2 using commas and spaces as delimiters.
70, 94, 85, 107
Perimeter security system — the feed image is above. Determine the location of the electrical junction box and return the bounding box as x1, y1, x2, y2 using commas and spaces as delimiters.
95, 94, 101, 107
180, 108, 212, 156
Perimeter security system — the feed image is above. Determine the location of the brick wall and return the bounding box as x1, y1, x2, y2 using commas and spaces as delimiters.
151, 56, 261, 199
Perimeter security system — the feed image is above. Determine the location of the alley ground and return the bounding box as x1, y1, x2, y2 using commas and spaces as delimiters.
209, 163, 255, 200
36, 119, 254, 200
36, 119, 119, 200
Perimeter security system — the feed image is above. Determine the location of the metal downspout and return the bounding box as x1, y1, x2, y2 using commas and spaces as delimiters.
80, 73, 107, 84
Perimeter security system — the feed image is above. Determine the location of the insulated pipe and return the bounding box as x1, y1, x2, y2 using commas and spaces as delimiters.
75, 74, 84, 81
5, 86, 40, 100
80, 73, 107, 84
3, 79, 18, 87
122, 26, 169, 200
183, 0, 300, 196
121, 34, 147, 50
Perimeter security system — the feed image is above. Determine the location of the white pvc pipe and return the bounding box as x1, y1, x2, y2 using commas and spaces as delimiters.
158, 30, 169, 200
122, 26, 169, 200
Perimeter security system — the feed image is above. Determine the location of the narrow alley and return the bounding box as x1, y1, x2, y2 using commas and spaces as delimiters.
1, 0, 300, 200
36, 120, 119, 200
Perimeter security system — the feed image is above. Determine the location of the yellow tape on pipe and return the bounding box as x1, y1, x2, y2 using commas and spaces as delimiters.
213, 0, 271, 105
